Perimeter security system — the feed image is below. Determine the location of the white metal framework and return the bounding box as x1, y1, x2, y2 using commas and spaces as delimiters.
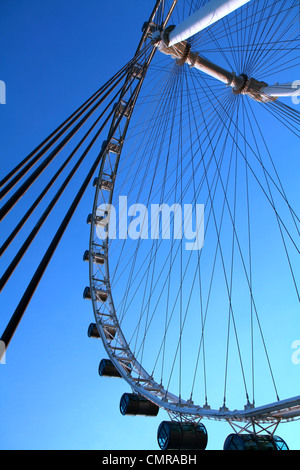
167, 0, 252, 46
88, 0, 300, 428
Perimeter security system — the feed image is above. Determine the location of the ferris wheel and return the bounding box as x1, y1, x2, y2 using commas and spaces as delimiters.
84, 0, 300, 451
1, 0, 299, 451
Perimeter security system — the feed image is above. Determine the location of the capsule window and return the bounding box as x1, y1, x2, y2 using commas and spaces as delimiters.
87, 323, 100, 339
96, 290, 108, 302
98, 359, 122, 378
83, 286, 92, 300
103, 325, 116, 340
157, 421, 207, 451
83, 250, 105, 265
120, 393, 159, 417
223, 434, 289, 451
86, 213, 109, 227
100, 179, 112, 191
93, 176, 112, 189
273, 435, 289, 450
94, 253, 105, 265
83, 287, 108, 302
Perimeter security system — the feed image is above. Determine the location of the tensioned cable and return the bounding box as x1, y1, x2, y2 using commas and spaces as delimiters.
118, 65, 181, 357
109, 75, 229, 256
242, 0, 277, 75
0, 84, 141, 354
180, 65, 234, 405
134, 73, 179, 364
134, 66, 181, 369
249, 19, 298, 78
184, 66, 211, 404
241, 99, 255, 405
89, 39, 159, 330
195, 84, 300, 251
222, 100, 245, 407
247, 102, 300, 239
110, 86, 230, 354
195, 71, 282, 401
193, 0, 295, 51
244, 0, 297, 78
116, 83, 233, 332
119, 94, 236, 403
173, 64, 235, 402
244, 100, 300, 303
114, 82, 232, 326
110, 0, 296, 414
113, 62, 298, 408
162, 92, 239, 399
116, 63, 182, 331
0, 70, 124, 191
170, 65, 280, 404
119, 73, 237, 396
0, 61, 145, 257
261, 100, 300, 138
114, 0, 296, 412
0, 54, 142, 196
189, 72, 251, 405
0, 74, 140, 292
0, 48, 151, 221
0, 147, 102, 355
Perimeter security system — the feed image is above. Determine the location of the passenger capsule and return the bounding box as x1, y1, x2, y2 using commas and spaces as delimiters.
83, 250, 105, 265
83, 286, 108, 302
93, 177, 112, 190
223, 433, 289, 450
100, 179, 112, 191
87, 322, 116, 340
98, 359, 122, 378
94, 253, 105, 265
87, 323, 100, 339
103, 325, 116, 340
157, 421, 208, 451
83, 286, 92, 300
86, 213, 108, 228
97, 289, 108, 302
113, 100, 130, 118
120, 393, 159, 417
102, 139, 121, 155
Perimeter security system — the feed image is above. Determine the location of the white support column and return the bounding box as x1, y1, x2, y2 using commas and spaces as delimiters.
261, 82, 300, 98
168, 0, 251, 46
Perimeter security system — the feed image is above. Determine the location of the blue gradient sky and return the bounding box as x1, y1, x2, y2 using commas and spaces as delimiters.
0, 0, 299, 450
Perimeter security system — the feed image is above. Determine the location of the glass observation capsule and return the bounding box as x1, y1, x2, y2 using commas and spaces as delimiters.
223, 433, 289, 451
157, 421, 208, 450
120, 393, 159, 417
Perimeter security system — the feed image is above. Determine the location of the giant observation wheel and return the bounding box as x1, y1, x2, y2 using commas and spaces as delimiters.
1, 0, 299, 451
85, 0, 300, 450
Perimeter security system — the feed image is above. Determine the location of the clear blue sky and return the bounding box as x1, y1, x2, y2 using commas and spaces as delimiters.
0, 0, 299, 451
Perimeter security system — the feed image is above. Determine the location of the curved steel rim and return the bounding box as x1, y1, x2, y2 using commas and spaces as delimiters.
88, 0, 300, 424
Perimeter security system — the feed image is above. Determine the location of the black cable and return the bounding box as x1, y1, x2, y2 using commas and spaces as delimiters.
0, 73, 138, 290
0, 51, 144, 197
0, 64, 138, 256
0, 58, 141, 221
0, 89, 138, 353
